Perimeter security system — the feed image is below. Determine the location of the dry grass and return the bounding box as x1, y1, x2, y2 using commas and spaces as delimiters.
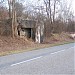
0, 32, 74, 56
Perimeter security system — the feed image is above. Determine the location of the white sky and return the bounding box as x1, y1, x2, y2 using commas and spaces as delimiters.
25, 0, 75, 16
72, 0, 75, 16
1, 0, 75, 16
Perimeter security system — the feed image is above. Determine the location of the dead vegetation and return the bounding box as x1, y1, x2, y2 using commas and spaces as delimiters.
44, 32, 74, 44
0, 36, 34, 52
0, 32, 74, 56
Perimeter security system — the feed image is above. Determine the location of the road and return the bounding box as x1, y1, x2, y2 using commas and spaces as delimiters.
0, 43, 75, 74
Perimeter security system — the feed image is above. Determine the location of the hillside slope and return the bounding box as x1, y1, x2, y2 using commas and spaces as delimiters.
0, 32, 74, 56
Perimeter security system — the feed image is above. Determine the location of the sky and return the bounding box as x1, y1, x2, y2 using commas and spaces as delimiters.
0, 0, 75, 16
25, 0, 75, 16
72, 0, 75, 16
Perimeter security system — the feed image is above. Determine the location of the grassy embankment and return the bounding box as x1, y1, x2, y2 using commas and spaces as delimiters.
0, 33, 74, 56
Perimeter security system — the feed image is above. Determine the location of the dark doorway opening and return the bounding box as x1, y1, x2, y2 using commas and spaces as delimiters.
27, 28, 31, 38
24, 28, 31, 38
21, 28, 35, 41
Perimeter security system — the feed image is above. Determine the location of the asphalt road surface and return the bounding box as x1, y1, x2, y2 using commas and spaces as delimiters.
0, 43, 75, 75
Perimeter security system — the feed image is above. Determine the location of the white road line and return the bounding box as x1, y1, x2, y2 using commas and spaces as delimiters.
51, 47, 74, 55
11, 47, 74, 67
11, 56, 42, 66
51, 49, 65, 55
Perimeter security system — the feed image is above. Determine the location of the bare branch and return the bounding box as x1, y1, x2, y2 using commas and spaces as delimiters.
0, 0, 4, 4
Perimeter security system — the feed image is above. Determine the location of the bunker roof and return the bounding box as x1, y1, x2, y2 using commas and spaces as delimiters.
18, 19, 36, 28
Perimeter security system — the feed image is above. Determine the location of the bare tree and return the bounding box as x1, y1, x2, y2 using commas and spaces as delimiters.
0, 6, 8, 20
7, 0, 17, 38
12, 0, 17, 38
44, 0, 52, 23
0, 0, 4, 4
8, 0, 12, 18
15, 2, 24, 18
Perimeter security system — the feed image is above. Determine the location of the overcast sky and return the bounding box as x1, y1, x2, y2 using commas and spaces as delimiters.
25, 0, 75, 16
72, 0, 75, 16
0, 0, 75, 16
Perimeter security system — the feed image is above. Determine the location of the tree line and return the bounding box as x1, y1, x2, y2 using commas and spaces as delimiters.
0, 0, 75, 37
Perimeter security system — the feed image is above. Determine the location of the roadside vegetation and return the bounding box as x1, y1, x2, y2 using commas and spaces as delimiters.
0, 32, 74, 56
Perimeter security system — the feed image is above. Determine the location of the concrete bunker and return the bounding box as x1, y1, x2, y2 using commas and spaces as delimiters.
17, 19, 44, 43
17, 19, 36, 41
0, 19, 44, 43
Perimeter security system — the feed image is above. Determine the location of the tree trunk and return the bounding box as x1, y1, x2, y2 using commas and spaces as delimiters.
53, 0, 56, 23
11, 0, 15, 38
49, 0, 52, 24
8, 0, 11, 19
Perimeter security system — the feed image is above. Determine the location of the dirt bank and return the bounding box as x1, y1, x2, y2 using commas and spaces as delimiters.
0, 32, 74, 56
